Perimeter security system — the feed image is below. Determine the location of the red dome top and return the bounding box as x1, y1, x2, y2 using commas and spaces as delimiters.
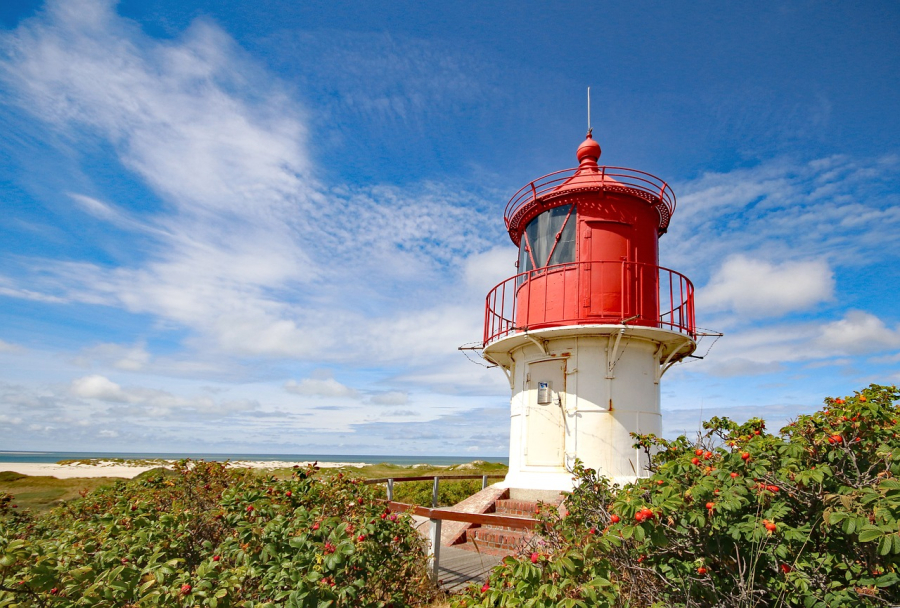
575, 131, 601, 165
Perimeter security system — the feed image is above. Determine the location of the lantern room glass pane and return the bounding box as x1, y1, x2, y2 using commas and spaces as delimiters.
518, 204, 575, 274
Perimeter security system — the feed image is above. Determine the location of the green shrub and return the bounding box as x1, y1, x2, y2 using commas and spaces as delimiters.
452, 384, 900, 607
372, 479, 485, 507
0, 461, 436, 607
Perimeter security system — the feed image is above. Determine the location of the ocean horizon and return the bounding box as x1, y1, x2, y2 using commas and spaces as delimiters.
0, 451, 509, 466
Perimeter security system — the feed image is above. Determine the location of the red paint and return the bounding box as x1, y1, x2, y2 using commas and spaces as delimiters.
484, 133, 695, 346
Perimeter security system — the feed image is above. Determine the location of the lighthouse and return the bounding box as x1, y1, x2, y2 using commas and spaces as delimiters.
482, 131, 697, 491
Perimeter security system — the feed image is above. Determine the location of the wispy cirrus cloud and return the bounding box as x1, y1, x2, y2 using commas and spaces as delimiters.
0, 0, 498, 370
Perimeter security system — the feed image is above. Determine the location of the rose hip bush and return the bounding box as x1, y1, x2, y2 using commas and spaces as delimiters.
0, 461, 435, 607
453, 384, 900, 607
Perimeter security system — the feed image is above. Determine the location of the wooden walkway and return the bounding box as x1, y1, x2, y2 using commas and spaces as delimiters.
435, 545, 504, 591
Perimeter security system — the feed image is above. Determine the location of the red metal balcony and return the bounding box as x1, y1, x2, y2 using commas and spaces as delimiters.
504, 166, 676, 242
483, 261, 695, 347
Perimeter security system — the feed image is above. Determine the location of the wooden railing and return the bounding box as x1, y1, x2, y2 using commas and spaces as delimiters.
383, 499, 540, 584
364, 474, 532, 583
363, 474, 506, 507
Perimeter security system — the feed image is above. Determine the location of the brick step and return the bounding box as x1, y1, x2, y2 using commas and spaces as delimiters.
495, 499, 546, 516
460, 526, 536, 556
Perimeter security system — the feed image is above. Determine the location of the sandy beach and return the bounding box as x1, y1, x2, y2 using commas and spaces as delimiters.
0, 460, 369, 479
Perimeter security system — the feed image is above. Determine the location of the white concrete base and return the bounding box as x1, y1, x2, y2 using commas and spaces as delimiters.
501, 470, 574, 493
485, 325, 694, 492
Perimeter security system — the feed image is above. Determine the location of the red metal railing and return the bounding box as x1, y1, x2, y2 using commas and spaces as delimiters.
483, 261, 695, 346
504, 166, 676, 240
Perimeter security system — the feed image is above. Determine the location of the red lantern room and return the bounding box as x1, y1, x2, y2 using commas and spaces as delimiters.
483, 131, 695, 346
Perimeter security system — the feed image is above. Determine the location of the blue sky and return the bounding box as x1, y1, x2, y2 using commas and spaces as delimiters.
0, 0, 898, 456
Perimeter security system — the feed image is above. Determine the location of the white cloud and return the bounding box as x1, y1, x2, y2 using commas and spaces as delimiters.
71, 374, 129, 402
813, 310, 900, 355
665, 155, 900, 279
699, 255, 834, 318
72, 342, 152, 371
0, 0, 496, 368
370, 391, 408, 406
463, 245, 518, 295
285, 377, 360, 399
97, 429, 118, 438
70, 374, 258, 415
0, 339, 24, 354
694, 310, 900, 377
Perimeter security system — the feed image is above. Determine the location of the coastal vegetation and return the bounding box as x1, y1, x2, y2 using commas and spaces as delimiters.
452, 384, 900, 607
3, 386, 898, 606
1, 462, 438, 606
0, 461, 509, 513
0, 472, 121, 514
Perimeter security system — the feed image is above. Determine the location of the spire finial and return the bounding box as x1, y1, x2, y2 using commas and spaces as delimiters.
587, 86, 591, 134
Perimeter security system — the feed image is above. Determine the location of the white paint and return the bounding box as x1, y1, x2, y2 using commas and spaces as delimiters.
485, 325, 695, 491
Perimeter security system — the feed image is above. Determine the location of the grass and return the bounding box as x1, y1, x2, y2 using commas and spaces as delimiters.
0, 460, 508, 513
0, 471, 121, 513
268, 460, 508, 480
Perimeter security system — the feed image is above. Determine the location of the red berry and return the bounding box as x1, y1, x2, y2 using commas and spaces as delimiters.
213, 555, 220, 562
50, 588, 58, 595
635, 512, 645, 522
767, 485, 779, 492
482, 582, 490, 593
695, 449, 703, 456
610, 514, 620, 523
697, 566, 707, 575
765, 522, 777, 532
860, 395, 867, 402
754, 430, 760, 435
657, 479, 664, 485
704, 451, 713, 459
285, 491, 292, 497
531, 552, 539, 563
706, 502, 715, 510
357, 497, 364, 505
357, 534, 366, 542
691, 457, 700, 465
312, 522, 320, 531
780, 563, 792, 573
741, 452, 750, 461
181, 583, 192, 595
730, 472, 739, 478
246, 505, 254, 512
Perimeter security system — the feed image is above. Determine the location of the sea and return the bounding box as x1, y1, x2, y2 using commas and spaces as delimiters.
0, 451, 508, 466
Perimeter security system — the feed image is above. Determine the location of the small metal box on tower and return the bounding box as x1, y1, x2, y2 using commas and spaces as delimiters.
482, 131, 699, 491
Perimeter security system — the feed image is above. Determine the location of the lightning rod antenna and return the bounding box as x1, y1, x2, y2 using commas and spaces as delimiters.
587, 86, 592, 135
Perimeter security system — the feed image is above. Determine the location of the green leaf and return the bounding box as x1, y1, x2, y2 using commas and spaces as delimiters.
876, 572, 899, 587
857, 527, 883, 543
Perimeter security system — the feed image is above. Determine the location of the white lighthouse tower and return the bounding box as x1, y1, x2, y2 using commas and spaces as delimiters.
482, 131, 698, 491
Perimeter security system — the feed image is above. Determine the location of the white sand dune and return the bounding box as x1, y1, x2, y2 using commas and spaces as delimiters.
0, 460, 368, 480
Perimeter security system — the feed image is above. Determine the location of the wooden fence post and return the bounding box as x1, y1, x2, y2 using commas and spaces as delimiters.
428, 517, 442, 584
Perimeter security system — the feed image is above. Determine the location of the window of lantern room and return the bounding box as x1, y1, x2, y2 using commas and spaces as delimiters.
517, 204, 576, 279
